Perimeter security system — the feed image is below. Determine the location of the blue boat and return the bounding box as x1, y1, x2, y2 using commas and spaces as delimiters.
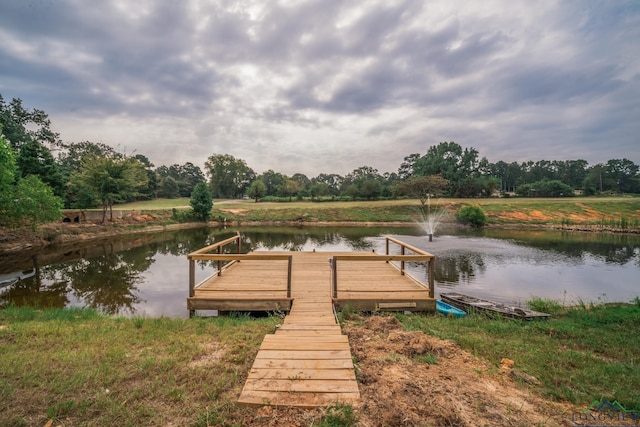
436, 300, 467, 317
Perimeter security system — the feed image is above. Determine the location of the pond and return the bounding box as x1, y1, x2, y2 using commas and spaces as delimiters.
1, 226, 638, 317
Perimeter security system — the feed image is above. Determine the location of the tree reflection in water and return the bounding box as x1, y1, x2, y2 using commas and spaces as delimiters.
1, 226, 638, 316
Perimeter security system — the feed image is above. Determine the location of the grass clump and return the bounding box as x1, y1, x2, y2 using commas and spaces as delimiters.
526, 297, 565, 315
319, 403, 357, 427
397, 300, 640, 411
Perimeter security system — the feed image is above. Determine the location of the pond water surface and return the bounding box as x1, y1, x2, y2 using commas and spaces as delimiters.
1, 226, 638, 317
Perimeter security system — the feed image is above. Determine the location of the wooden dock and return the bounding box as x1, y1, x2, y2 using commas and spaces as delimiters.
187, 235, 435, 407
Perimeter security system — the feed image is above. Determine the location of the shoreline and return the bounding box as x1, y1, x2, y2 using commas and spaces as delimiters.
2, 218, 638, 254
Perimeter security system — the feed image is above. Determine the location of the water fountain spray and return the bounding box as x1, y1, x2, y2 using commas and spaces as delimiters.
419, 195, 446, 242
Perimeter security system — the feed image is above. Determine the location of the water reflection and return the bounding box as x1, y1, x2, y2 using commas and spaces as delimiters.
0, 226, 638, 317
394, 230, 640, 305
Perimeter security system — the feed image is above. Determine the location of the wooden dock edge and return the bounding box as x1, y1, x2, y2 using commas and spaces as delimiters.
187, 298, 293, 312
333, 298, 435, 312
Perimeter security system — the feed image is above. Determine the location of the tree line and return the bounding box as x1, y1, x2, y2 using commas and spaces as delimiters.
1, 94, 638, 228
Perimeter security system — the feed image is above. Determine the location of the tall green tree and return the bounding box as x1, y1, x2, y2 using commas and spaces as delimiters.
70, 154, 149, 222
1, 129, 63, 228
0, 127, 18, 223
312, 173, 343, 196
258, 169, 286, 196
133, 154, 157, 200
190, 181, 213, 221
0, 94, 60, 149
413, 142, 480, 196
398, 153, 421, 180
282, 178, 304, 201
395, 175, 449, 208
17, 139, 65, 197
5, 175, 64, 229
156, 162, 205, 197
58, 141, 117, 207
309, 182, 329, 201
204, 154, 255, 198
158, 176, 180, 198
604, 159, 639, 193
290, 173, 311, 196
247, 180, 267, 202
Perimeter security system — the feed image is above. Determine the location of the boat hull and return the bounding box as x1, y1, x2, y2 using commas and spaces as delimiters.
440, 293, 550, 320
436, 300, 467, 317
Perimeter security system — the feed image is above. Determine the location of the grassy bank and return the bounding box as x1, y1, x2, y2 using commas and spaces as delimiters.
2, 302, 639, 425
0, 307, 280, 426
115, 196, 640, 230
398, 299, 640, 411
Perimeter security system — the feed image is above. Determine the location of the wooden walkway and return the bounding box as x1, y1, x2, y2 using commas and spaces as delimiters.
187, 236, 435, 407
238, 252, 359, 407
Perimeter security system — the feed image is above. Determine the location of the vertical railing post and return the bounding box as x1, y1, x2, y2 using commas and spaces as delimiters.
332, 256, 338, 298
188, 256, 195, 317
400, 245, 405, 275
287, 256, 292, 298
236, 232, 241, 255
189, 257, 195, 297
428, 258, 435, 298
217, 246, 222, 276
385, 237, 390, 256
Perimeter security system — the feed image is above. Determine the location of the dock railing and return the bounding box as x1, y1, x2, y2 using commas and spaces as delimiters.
331, 236, 435, 299
187, 232, 293, 300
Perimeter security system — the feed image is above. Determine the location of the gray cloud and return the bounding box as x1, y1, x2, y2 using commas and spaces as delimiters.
1, 0, 638, 176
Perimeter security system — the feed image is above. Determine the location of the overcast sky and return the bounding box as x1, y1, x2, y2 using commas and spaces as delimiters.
1, 0, 639, 177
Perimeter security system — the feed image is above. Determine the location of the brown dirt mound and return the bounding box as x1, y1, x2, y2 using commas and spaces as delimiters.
345, 315, 571, 426
241, 315, 574, 426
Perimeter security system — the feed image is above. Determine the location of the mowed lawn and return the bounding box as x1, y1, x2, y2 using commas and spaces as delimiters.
113, 196, 640, 227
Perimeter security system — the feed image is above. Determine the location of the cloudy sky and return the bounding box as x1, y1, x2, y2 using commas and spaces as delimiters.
1, 0, 639, 177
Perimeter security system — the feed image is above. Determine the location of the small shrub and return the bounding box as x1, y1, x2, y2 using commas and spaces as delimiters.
455, 205, 487, 228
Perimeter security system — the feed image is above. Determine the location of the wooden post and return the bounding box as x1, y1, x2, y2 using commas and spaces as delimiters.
217, 246, 222, 276
236, 231, 241, 256
400, 246, 405, 275
332, 256, 338, 298
287, 256, 292, 298
188, 257, 195, 317
428, 259, 435, 298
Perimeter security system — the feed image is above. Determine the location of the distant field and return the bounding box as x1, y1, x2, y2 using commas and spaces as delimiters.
112, 196, 640, 227
113, 198, 192, 209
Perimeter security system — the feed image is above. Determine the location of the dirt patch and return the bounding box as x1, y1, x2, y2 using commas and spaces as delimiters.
220, 208, 247, 215
346, 316, 571, 426
241, 315, 574, 426
494, 210, 554, 222
188, 342, 225, 368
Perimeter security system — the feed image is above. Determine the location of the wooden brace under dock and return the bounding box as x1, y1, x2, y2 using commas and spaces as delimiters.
187, 234, 436, 407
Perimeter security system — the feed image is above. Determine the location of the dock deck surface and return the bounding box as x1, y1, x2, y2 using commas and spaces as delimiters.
238, 252, 359, 406
189, 250, 434, 407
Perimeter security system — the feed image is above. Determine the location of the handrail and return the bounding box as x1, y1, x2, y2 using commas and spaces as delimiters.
187, 232, 293, 316
191, 253, 293, 296
385, 236, 435, 298
188, 233, 242, 257
188, 232, 242, 306
331, 237, 436, 299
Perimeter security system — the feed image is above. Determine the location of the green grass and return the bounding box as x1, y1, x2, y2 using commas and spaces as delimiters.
396, 301, 640, 411
2, 303, 639, 424
0, 306, 281, 426
113, 198, 192, 210
110, 196, 640, 229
